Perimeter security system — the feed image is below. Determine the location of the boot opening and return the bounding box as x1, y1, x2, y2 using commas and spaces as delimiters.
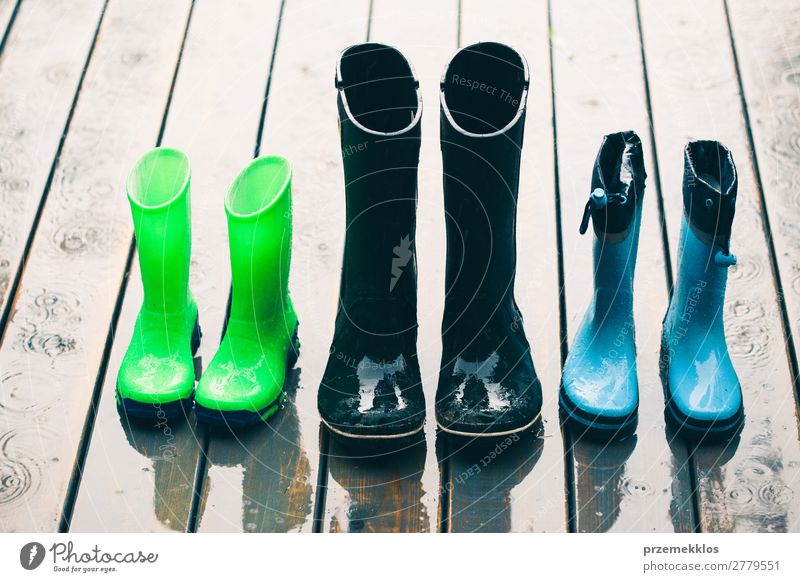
226, 156, 291, 217
686, 141, 735, 196
338, 43, 420, 134
596, 132, 630, 193
441, 42, 527, 135
590, 131, 644, 236
127, 148, 190, 209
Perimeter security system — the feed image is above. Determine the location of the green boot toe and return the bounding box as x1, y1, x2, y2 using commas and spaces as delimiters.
195, 156, 298, 427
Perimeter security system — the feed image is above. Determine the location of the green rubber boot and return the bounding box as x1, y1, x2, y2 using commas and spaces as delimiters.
194, 156, 298, 427
116, 147, 200, 418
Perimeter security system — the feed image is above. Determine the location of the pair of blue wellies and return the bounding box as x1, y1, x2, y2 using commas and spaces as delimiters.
318, 41, 542, 440
560, 132, 743, 442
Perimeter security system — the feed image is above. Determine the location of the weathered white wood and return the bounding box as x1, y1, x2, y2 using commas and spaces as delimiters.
0, 0, 192, 532
0, 0, 105, 326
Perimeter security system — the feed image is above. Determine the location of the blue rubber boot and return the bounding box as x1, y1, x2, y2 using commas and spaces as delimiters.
560, 131, 646, 440
661, 141, 743, 442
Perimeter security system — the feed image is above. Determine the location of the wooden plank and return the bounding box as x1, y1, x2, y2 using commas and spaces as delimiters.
551, 0, 695, 532
194, 0, 371, 533
0, 0, 105, 328
726, 0, 800, 531
0, 0, 192, 532
69, 0, 282, 532
315, 0, 456, 533
441, 0, 566, 533
726, 0, 800, 389
641, 0, 800, 532
0, 0, 20, 53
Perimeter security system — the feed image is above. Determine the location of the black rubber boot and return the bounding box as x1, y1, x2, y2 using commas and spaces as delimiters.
436, 42, 542, 437
318, 43, 426, 440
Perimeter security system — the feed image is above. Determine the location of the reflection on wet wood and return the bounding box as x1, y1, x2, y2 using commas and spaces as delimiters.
0, 0, 193, 532
70, 258, 202, 532
70, 0, 284, 532
197, 371, 313, 532
551, 0, 695, 533
444, 427, 552, 532
325, 436, 429, 533
441, 0, 567, 533
0, 0, 105, 325
640, 0, 800, 532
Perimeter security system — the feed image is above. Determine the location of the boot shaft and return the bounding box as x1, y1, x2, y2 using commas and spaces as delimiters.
335, 43, 422, 324
582, 131, 646, 315
669, 141, 738, 329
127, 148, 192, 314
439, 42, 529, 318
225, 156, 293, 324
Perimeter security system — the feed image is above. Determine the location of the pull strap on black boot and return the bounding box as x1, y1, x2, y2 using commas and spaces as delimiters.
436, 42, 542, 437
318, 43, 426, 440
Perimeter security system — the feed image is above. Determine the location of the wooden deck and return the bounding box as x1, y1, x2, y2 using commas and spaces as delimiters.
0, 0, 798, 533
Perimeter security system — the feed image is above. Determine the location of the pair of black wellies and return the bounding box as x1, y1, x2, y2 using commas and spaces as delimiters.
318, 42, 742, 443
318, 41, 539, 440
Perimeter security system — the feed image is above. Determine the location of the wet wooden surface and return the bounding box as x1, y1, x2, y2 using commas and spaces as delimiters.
640, 0, 800, 532
0, 0, 799, 532
551, 0, 697, 533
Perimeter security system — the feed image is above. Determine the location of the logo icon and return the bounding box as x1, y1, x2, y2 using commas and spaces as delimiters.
390, 235, 413, 292
20, 542, 46, 570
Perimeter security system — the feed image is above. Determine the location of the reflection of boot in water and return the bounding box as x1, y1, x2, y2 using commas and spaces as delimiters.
572, 435, 637, 532
690, 432, 789, 532
196, 369, 313, 532
325, 432, 428, 533
119, 409, 203, 532
438, 422, 544, 532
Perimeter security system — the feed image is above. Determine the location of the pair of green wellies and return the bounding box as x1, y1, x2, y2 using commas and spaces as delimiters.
116, 148, 298, 427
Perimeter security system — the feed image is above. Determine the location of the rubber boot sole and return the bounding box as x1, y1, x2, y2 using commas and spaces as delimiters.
194, 324, 300, 428
558, 387, 638, 442
116, 316, 202, 421
659, 341, 744, 444
322, 417, 426, 444
435, 414, 540, 439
